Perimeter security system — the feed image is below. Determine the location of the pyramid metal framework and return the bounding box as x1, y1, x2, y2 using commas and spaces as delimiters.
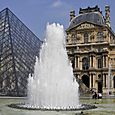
0, 8, 42, 96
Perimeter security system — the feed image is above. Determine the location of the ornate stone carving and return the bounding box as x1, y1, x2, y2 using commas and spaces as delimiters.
76, 23, 95, 30
90, 32, 95, 40
77, 34, 82, 41
103, 31, 107, 38
102, 48, 108, 52
66, 34, 72, 43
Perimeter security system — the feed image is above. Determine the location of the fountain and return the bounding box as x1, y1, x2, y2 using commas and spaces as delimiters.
8, 23, 97, 111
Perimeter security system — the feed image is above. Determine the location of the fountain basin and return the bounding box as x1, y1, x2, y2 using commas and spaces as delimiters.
8, 103, 97, 111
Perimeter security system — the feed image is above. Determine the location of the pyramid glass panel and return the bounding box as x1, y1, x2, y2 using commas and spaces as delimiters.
0, 8, 42, 96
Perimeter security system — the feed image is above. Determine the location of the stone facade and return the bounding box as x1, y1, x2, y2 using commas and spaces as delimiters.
66, 5, 115, 94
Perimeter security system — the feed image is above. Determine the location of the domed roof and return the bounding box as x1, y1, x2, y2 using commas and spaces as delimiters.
67, 12, 105, 30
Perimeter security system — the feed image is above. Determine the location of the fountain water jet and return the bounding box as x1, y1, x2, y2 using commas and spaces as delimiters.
27, 23, 79, 109
8, 23, 97, 111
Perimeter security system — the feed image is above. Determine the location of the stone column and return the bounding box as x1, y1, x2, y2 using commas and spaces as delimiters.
106, 74, 108, 89
89, 55, 94, 68
89, 56, 91, 68
110, 73, 113, 88
93, 55, 96, 68
93, 74, 96, 88
93, 56, 95, 68
89, 74, 91, 89
74, 56, 77, 69
92, 74, 95, 88
102, 74, 103, 89
78, 56, 80, 68
103, 74, 105, 88
79, 57, 82, 70
103, 55, 104, 67
106, 56, 108, 68
105, 55, 107, 67
95, 74, 98, 92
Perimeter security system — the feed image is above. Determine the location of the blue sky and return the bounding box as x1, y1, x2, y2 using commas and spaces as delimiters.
0, 0, 115, 40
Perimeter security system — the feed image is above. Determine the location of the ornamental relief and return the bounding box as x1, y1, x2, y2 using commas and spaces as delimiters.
77, 34, 82, 40
90, 32, 95, 42
82, 47, 90, 52
76, 23, 95, 30
67, 33, 81, 44
103, 30, 108, 39
66, 34, 72, 43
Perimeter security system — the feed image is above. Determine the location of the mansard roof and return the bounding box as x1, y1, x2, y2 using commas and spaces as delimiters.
68, 12, 105, 30
67, 6, 106, 30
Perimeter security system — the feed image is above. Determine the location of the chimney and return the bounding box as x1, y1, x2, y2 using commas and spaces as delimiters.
105, 5, 110, 27
70, 10, 75, 21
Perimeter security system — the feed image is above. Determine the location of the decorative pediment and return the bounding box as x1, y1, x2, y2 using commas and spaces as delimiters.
76, 22, 95, 30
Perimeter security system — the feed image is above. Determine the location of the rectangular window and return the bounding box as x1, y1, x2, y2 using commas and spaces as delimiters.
91, 74, 93, 88
76, 56, 78, 68
98, 58, 101, 68
104, 74, 106, 88
98, 56, 103, 68
91, 56, 93, 67
104, 55, 106, 67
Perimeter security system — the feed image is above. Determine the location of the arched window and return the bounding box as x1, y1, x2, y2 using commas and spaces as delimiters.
97, 32, 103, 42
82, 57, 89, 70
84, 33, 88, 43
98, 74, 103, 93
82, 75, 90, 88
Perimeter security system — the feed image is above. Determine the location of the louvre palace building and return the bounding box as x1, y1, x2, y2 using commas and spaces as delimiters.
66, 5, 115, 94
0, 8, 41, 96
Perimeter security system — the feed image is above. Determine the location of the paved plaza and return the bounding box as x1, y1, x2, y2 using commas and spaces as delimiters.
0, 95, 114, 115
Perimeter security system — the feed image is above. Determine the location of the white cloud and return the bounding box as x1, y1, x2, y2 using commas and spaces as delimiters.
52, 0, 62, 8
